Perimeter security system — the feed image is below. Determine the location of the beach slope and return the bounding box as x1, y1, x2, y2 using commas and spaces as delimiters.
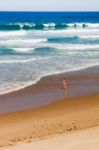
2, 126, 99, 150
0, 94, 99, 147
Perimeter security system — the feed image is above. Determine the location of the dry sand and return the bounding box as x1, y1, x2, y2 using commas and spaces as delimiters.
0, 94, 99, 148
2, 126, 99, 150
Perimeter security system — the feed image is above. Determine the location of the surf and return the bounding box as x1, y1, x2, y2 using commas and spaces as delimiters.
0, 12, 99, 95
0, 22, 99, 31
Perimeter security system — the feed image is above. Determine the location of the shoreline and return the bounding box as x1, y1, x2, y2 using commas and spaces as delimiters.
0, 65, 99, 114
0, 64, 99, 96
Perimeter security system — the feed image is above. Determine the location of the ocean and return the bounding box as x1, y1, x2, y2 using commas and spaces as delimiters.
0, 11, 99, 94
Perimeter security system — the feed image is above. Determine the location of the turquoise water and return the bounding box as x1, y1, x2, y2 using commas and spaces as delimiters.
0, 12, 99, 94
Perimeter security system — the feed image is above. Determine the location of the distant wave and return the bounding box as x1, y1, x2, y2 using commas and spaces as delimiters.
0, 22, 99, 31
0, 23, 68, 30
67, 23, 99, 29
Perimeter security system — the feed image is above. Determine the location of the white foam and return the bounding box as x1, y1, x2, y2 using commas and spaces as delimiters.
0, 38, 47, 47
32, 42, 99, 51
13, 48, 35, 52
67, 23, 84, 28
8, 22, 35, 28
60, 29, 99, 36
79, 35, 99, 39
0, 58, 36, 64
67, 23, 99, 29
0, 30, 26, 37
33, 28, 99, 39
43, 23, 55, 28
23, 23, 35, 28
86, 23, 99, 29
57, 44, 99, 50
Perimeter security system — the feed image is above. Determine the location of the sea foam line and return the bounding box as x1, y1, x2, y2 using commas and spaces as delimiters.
0, 30, 26, 36
0, 63, 99, 96
79, 35, 99, 39
0, 58, 36, 64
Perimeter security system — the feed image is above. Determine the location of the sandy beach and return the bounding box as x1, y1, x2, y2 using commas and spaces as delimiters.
2, 126, 99, 150
0, 66, 99, 149
0, 10, 99, 150
0, 93, 99, 148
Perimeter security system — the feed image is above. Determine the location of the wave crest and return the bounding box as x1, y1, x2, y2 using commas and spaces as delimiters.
0, 22, 99, 31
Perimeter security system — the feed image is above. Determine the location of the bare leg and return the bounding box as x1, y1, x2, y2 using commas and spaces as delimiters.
63, 88, 67, 98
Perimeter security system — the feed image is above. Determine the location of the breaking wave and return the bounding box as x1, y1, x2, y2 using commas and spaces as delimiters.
0, 22, 99, 31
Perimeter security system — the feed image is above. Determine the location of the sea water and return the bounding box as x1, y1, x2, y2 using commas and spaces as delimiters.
0, 12, 99, 94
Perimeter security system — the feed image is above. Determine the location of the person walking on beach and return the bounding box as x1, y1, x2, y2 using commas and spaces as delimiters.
62, 78, 68, 98
62, 78, 68, 90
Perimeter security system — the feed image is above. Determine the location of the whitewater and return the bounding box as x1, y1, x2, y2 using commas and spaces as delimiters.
0, 12, 99, 94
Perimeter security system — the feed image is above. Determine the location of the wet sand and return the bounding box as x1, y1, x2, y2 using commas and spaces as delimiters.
0, 66, 99, 114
